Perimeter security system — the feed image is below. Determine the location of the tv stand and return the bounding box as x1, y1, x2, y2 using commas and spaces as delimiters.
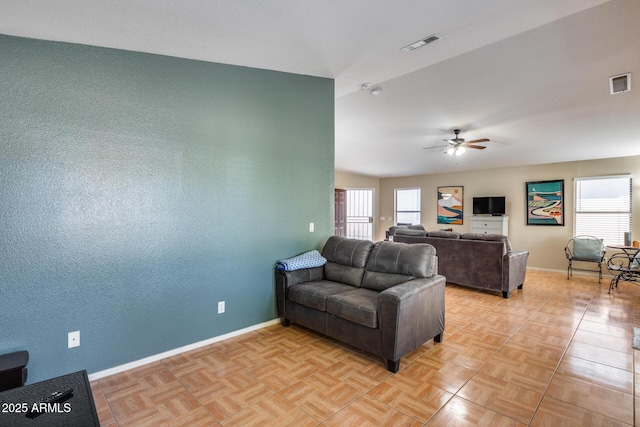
470, 216, 509, 237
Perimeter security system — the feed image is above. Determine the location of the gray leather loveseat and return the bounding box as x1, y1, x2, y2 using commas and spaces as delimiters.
393, 230, 528, 298
275, 236, 445, 372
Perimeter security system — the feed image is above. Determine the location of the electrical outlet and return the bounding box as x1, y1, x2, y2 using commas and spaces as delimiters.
309, 222, 315, 232
68, 331, 80, 348
218, 301, 225, 314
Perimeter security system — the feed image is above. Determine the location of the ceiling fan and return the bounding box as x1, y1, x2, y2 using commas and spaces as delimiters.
424, 129, 490, 156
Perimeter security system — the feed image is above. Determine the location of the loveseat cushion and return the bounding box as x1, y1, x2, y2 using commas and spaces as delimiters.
361, 241, 437, 291
326, 288, 379, 328
322, 236, 375, 287
323, 263, 366, 288
288, 281, 356, 311
460, 233, 512, 251
322, 236, 374, 267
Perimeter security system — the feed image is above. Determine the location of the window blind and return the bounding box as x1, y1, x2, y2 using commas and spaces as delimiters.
395, 188, 421, 225
574, 175, 632, 246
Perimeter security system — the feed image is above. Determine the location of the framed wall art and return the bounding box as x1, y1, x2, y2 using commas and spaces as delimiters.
437, 186, 463, 225
525, 179, 564, 226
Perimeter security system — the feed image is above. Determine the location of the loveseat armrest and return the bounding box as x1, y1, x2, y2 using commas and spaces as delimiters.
378, 276, 444, 302
503, 250, 529, 294
276, 267, 324, 287
274, 267, 324, 317
378, 275, 446, 368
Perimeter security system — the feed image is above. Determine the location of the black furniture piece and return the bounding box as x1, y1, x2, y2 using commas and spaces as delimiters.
607, 245, 640, 293
0, 370, 99, 427
565, 235, 606, 283
0, 351, 29, 392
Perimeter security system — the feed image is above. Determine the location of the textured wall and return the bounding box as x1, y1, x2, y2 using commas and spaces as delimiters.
0, 35, 334, 383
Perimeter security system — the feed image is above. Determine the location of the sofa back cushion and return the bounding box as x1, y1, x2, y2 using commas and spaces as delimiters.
388, 224, 425, 236
361, 241, 437, 291
393, 228, 427, 237
322, 236, 375, 287
427, 230, 461, 239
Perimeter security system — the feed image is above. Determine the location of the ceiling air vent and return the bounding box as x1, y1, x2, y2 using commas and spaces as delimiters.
609, 73, 631, 94
401, 34, 440, 52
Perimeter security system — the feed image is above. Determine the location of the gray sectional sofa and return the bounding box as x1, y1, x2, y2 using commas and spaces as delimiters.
393, 230, 528, 298
275, 236, 446, 372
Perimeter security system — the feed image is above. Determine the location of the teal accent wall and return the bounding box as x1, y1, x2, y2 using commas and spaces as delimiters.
0, 35, 334, 383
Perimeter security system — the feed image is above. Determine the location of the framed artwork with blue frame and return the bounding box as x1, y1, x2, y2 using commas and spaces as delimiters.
526, 179, 564, 225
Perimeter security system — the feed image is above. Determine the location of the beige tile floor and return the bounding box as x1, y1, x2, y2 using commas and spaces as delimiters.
91, 270, 639, 426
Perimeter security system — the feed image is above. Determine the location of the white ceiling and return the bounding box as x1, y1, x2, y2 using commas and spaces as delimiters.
1, 0, 638, 177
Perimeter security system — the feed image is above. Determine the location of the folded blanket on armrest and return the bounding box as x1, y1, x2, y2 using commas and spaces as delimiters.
276, 250, 327, 271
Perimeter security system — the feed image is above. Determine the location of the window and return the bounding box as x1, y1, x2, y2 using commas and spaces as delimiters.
395, 188, 421, 225
574, 175, 632, 246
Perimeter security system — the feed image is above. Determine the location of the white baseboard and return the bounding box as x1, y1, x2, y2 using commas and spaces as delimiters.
526, 266, 603, 277
526, 266, 565, 274
88, 318, 281, 381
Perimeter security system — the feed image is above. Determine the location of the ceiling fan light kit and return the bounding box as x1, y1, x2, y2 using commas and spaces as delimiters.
425, 128, 490, 156
446, 146, 465, 156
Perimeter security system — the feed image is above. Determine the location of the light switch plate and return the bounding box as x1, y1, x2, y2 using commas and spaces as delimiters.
68, 331, 80, 348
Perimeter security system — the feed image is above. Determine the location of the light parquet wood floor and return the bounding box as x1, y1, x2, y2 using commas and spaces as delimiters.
91, 270, 640, 426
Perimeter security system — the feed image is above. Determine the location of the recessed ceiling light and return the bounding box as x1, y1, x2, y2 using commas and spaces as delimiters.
361, 82, 372, 90
370, 87, 383, 96
401, 34, 440, 52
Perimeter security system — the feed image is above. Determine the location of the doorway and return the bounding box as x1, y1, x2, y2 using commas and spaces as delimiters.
346, 189, 374, 241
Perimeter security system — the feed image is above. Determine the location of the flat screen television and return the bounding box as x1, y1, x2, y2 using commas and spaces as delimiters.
472, 196, 506, 216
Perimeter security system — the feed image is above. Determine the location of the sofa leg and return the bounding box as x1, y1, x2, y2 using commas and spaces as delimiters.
386, 359, 400, 373
502, 291, 510, 299
518, 284, 523, 289
281, 318, 290, 327
434, 333, 442, 343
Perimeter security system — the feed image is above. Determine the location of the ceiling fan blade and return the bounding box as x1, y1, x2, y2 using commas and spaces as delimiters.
465, 138, 490, 144
423, 144, 448, 150
465, 145, 486, 150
